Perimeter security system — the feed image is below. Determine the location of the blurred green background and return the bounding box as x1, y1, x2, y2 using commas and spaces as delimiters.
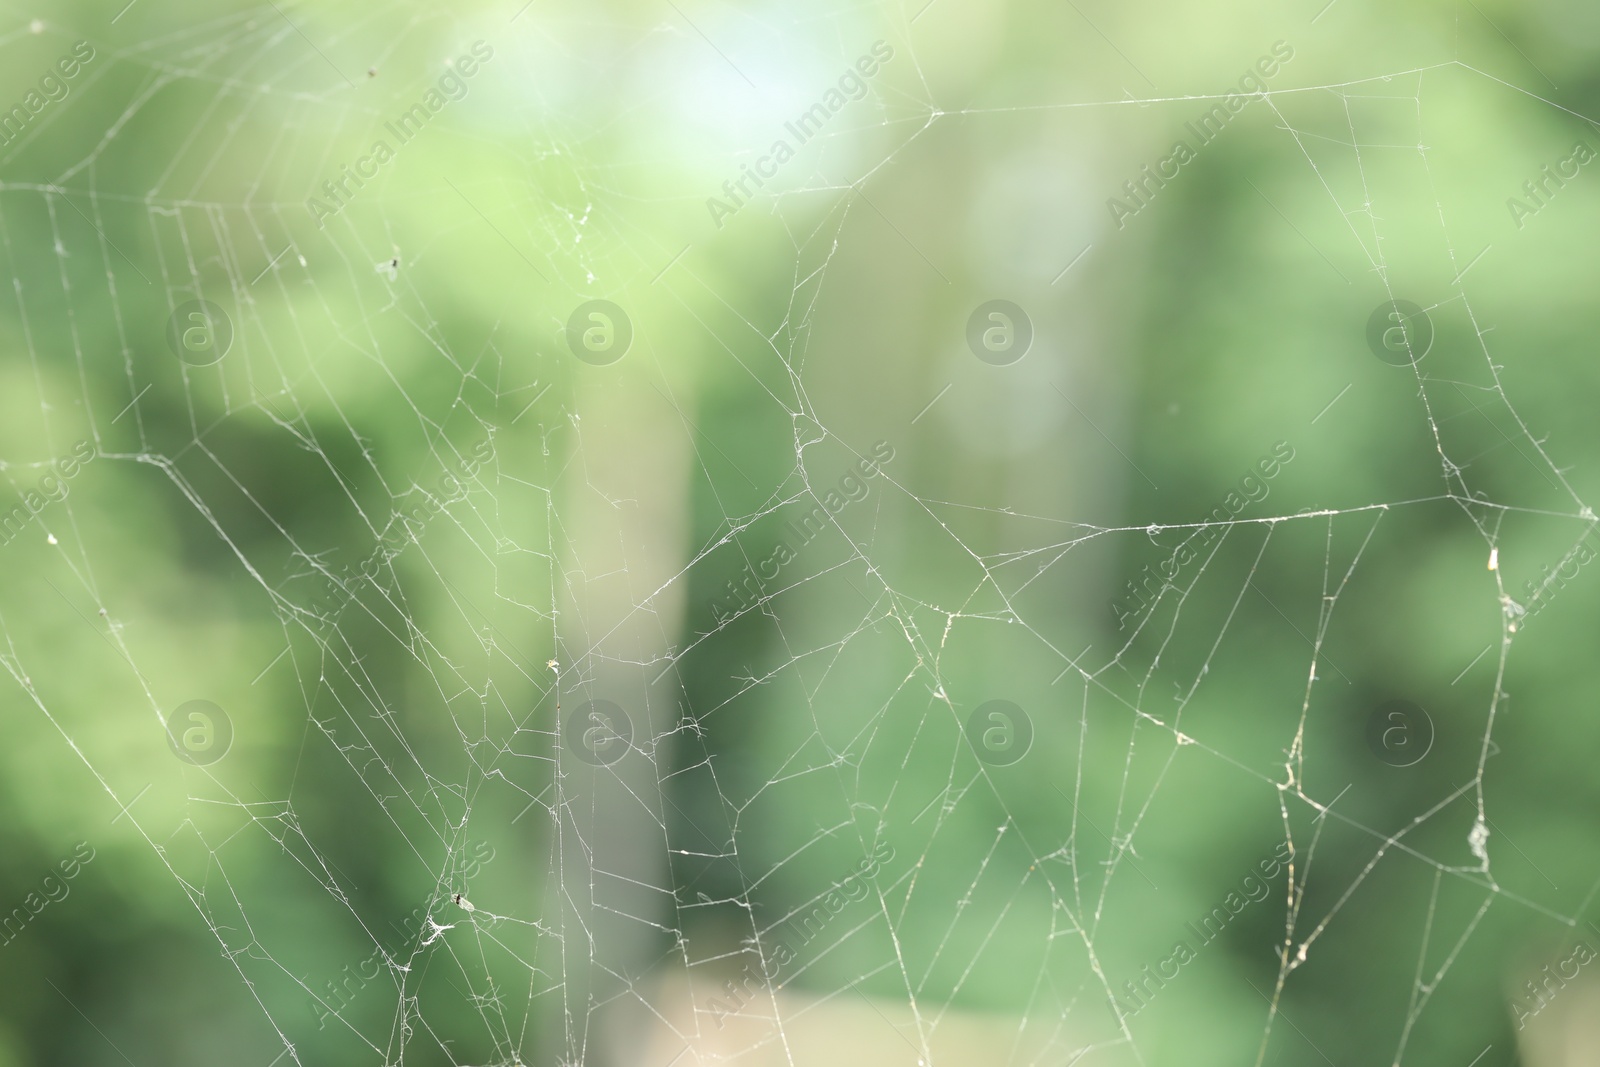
3, 0, 1600, 1064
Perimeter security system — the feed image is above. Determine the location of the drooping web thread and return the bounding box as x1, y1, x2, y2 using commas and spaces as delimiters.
6, 8, 1594, 1065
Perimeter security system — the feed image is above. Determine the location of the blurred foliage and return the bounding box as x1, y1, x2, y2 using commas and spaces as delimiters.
1, 1, 1599, 1065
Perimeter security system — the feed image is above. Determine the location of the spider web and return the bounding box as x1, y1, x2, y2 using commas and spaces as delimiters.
4, 3, 1599, 1066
